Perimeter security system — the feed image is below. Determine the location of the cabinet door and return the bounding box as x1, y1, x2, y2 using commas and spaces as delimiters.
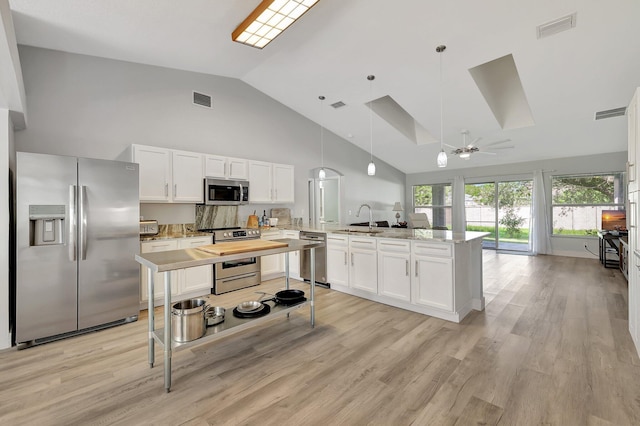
249, 161, 273, 203
281, 231, 300, 279
204, 155, 227, 179
629, 91, 639, 193
178, 237, 213, 294
349, 248, 377, 293
412, 255, 453, 311
273, 164, 295, 203
172, 151, 203, 202
134, 145, 171, 202
228, 157, 248, 180
261, 232, 283, 279
140, 240, 179, 302
327, 235, 349, 287
378, 251, 411, 302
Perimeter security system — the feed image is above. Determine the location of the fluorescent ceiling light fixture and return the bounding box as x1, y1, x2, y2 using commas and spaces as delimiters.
232, 0, 320, 49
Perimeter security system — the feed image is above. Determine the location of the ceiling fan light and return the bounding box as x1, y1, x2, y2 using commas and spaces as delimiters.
367, 161, 376, 176
318, 167, 326, 180
437, 150, 448, 168
459, 152, 471, 159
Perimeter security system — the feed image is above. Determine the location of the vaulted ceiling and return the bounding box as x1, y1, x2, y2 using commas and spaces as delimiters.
8, 0, 640, 173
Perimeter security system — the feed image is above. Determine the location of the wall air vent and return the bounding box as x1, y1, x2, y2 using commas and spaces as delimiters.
595, 106, 627, 120
331, 101, 346, 109
537, 13, 577, 39
193, 91, 212, 108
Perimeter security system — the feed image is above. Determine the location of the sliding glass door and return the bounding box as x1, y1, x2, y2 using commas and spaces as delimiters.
465, 180, 532, 252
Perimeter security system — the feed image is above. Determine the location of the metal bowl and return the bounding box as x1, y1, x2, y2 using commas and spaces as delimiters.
206, 306, 225, 326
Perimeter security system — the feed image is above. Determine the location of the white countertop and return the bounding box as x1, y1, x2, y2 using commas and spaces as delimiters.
275, 224, 489, 243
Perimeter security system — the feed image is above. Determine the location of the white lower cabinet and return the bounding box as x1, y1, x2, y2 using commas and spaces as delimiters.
411, 241, 454, 311
140, 236, 212, 307
327, 234, 349, 287
281, 230, 300, 280
349, 237, 377, 294
378, 239, 411, 302
177, 237, 213, 294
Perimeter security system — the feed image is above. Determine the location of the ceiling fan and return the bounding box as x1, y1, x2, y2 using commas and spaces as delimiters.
445, 130, 514, 160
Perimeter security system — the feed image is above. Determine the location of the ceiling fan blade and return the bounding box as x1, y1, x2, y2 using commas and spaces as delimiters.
491, 145, 515, 150
444, 143, 459, 150
484, 138, 512, 147
476, 151, 497, 155
469, 137, 482, 147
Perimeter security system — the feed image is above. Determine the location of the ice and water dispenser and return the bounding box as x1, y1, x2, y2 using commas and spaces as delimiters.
29, 205, 66, 246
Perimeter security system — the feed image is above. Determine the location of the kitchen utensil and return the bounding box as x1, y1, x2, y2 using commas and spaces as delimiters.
171, 298, 209, 342
232, 303, 271, 318
236, 300, 264, 313
254, 289, 306, 305
205, 306, 225, 326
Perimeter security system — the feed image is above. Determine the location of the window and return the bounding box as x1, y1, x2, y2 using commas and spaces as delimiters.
551, 173, 625, 235
413, 183, 452, 229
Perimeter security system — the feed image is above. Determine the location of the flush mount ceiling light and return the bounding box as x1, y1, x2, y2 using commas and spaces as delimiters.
367, 75, 376, 176
436, 45, 448, 168
318, 95, 326, 180
232, 0, 320, 49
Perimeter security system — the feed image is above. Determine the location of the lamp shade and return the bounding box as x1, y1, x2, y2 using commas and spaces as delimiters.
437, 150, 448, 168
392, 202, 403, 212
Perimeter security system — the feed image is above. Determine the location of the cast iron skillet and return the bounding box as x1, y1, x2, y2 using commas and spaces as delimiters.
259, 289, 306, 305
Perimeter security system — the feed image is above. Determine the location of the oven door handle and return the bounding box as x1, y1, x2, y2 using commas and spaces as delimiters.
217, 272, 259, 283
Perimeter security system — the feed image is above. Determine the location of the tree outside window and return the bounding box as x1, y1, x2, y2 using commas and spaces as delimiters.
413, 184, 452, 229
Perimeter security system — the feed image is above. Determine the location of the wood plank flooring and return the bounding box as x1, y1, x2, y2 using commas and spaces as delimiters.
2, 251, 640, 425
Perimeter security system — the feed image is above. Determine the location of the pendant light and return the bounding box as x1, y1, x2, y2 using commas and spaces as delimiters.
367, 75, 376, 176
436, 45, 448, 168
318, 95, 326, 180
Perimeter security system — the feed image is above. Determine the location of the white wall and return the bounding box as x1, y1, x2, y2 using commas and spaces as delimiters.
406, 151, 627, 258
14, 45, 405, 226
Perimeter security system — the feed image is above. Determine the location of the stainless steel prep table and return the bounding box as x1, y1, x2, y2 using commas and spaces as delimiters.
135, 238, 324, 392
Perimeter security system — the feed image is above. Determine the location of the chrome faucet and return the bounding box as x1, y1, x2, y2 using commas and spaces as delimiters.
356, 203, 375, 230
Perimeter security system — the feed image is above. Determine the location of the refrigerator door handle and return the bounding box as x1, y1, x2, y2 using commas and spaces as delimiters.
79, 185, 88, 260
69, 185, 77, 261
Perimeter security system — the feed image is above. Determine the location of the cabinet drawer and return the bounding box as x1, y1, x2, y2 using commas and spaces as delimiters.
141, 240, 179, 253
378, 239, 410, 253
281, 231, 299, 239
349, 237, 377, 250
178, 236, 212, 248
412, 241, 452, 257
327, 234, 348, 247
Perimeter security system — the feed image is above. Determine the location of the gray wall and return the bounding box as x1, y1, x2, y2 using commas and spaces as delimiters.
15, 45, 406, 226
406, 151, 627, 257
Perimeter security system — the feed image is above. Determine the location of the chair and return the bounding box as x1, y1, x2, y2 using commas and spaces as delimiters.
408, 213, 431, 229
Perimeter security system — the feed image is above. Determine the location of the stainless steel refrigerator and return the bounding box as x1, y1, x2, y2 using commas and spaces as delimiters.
15, 152, 140, 346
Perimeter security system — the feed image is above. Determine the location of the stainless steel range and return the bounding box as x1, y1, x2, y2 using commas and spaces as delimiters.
199, 227, 262, 294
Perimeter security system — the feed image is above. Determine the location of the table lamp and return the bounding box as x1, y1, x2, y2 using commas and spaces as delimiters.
392, 202, 403, 224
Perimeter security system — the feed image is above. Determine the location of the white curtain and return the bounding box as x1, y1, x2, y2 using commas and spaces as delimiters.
531, 169, 552, 254
452, 175, 466, 234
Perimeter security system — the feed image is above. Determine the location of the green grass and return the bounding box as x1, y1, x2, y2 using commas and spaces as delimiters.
466, 225, 530, 243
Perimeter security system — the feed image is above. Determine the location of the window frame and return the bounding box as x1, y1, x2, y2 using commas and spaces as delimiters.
550, 172, 625, 236
412, 183, 452, 229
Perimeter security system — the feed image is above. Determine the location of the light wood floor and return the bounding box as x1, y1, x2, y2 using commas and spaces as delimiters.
2, 252, 640, 425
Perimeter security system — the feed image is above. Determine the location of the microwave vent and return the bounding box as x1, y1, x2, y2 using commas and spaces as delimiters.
193, 91, 212, 108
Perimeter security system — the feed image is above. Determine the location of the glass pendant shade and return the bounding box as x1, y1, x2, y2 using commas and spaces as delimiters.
437, 150, 448, 168
367, 161, 376, 176
318, 167, 326, 180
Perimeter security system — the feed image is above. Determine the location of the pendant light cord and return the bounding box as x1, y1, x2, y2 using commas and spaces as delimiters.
438, 46, 444, 151
368, 75, 375, 162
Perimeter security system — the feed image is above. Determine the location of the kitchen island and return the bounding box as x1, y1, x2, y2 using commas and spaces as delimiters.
275, 226, 489, 323
135, 238, 323, 393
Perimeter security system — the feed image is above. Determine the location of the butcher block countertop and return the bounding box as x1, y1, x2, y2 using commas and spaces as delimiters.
135, 238, 323, 273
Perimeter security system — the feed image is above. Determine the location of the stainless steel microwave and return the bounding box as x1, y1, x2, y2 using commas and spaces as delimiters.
204, 178, 249, 205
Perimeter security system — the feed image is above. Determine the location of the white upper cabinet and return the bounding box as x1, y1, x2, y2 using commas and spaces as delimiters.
127, 144, 203, 203
248, 161, 294, 204
133, 145, 172, 202
172, 150, 204, 203
205, 155, 248, 180
629, 89, 640, 193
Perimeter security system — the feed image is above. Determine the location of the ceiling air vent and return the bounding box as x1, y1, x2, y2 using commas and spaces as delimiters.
193, 91, 212, 108
537, 13, 577, 39
595, 106, 627, 120
331, 101, 346, 109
